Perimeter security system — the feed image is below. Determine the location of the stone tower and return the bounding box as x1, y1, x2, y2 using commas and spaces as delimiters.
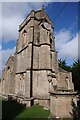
15, 8, 59, 107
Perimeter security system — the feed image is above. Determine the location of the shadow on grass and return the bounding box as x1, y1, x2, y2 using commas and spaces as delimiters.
2, 99, 26, 120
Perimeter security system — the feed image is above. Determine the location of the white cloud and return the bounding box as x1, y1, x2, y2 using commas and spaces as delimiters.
55, 29, 78, 61
0, 45, 2, 50
2, 47, 16, 68
1, 2, 49, 42
55, 29, 73, 50
2, 15, 22, 41
0, 47, 16, 78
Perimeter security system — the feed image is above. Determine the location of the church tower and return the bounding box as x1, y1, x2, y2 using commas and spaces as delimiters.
15, 8, 58, 106
15, 8, 74, 107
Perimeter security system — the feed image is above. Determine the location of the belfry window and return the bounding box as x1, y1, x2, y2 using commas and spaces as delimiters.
22, 30, 27, 48
7, 66, 11, 77
50, 38, 53, 50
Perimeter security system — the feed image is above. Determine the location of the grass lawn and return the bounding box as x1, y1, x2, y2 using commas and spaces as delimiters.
2, 99, 49, 120
16, 105, 49, 119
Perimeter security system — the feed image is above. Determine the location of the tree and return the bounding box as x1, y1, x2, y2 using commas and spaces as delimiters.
58, 59, 71, 72
72, 59, 80, 91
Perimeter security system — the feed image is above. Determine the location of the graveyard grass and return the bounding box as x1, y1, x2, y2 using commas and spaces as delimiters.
2, 99, 49, 120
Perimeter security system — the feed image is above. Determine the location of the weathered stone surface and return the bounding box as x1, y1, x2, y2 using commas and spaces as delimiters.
50, 92, 77, 119
1, 56, 15, 96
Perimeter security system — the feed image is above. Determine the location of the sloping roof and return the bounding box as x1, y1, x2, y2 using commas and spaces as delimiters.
59, 67, 69, 73
19, 8, 53, 31
5, 55, 14, 66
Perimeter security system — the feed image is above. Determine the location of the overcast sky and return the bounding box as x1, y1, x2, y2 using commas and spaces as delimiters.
0, 1, 79, 78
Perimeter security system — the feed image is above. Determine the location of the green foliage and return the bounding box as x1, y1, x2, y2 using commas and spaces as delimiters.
72, 60, 80, 91
58, 59, 71, 72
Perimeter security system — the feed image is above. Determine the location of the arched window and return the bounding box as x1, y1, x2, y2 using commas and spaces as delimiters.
7, 66, 11, 93
49, 32, 55, 51
23, 30, 27, 34
22, 30, 27, 48
7, 66, 10, 70
66, 77, 70, 90
7, 66, 11, 78
19, 74, 25, 95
